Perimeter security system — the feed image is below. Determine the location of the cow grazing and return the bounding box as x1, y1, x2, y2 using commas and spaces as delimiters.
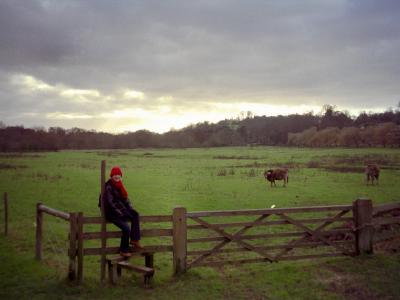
365, 164, 380, 185
264, 168, 289, 187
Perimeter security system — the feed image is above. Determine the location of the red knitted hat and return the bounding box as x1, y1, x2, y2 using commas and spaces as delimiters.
110, 166, 123, 177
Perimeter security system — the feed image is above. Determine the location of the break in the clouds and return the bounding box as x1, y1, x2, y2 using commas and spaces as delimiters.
0, 0, 399, 133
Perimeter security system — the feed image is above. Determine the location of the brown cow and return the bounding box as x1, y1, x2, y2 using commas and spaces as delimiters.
365, 164, 380, 185
264, 168, 289, 187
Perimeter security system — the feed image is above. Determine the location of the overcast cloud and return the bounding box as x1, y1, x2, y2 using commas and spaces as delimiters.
0, 0, 399, 132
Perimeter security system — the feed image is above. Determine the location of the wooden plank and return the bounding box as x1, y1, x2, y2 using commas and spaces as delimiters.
187, 229, 353, 243
172, 206, 187, 275
372, 202, 400, 216
83, 215, 172, 224
115, 261, 154, 275
187, 217, 354, 230
38, 204, 70, 221
186, 205, 353, 218
82, 228, 173, 240
187, 240, 354, 255
35, 202, 43, 260
105, 256, 127, 263
3, 192, 8, 236
354, 198, 373, 255
372, 217, 400, 226
100, 160, 106, 283
192, 252, 348, 267
77, 212, 84, 283
68, 212, 77, 280
83, 245, 173, 255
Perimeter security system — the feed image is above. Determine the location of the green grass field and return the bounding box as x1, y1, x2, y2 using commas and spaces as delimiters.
1, 146, 400, 300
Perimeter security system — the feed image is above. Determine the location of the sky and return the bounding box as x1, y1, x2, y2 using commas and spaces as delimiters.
0, 0, 399, 133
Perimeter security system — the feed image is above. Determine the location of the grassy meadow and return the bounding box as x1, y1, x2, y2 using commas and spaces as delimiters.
0, 146, 400, 300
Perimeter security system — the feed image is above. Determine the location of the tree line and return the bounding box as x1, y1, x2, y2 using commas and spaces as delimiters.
1, 105, 400, 151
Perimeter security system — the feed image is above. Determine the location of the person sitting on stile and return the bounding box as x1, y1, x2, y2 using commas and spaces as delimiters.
102, 166, 143, 257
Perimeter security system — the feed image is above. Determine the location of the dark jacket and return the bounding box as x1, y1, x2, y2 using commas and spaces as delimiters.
101, 179, 135, 219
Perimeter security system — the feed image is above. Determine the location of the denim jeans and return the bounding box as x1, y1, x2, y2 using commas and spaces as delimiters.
107, 209, 141, 252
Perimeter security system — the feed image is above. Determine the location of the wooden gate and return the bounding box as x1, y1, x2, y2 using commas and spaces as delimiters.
186, 204, 359, 268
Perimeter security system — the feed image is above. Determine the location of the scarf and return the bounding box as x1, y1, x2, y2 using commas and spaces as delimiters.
111, 179, 128, 199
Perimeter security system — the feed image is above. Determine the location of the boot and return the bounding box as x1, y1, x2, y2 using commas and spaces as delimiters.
120, 251, 132, 257
130, 240, 144, 250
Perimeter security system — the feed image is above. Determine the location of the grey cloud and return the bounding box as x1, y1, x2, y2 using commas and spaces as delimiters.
0, 0, 399, 130
0, 1, 76, 70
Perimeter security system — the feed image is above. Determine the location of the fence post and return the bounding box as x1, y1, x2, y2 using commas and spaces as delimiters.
353, 198, 373, 255
77, 212, 84, 283
68, 212, 77, 280
35, 202, 43, 260
100, 160, 107, 283
3, 192, 8, 236
172, 206, 187, 275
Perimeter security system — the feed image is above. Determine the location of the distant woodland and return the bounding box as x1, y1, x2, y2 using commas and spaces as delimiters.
1, 105, 400, 151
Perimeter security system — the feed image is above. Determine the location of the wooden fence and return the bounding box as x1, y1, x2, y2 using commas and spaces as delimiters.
34, 198, 400, 283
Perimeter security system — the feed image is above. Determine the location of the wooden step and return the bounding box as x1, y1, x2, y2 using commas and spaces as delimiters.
105, 250, 154, 261
115, 261, 154, 276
